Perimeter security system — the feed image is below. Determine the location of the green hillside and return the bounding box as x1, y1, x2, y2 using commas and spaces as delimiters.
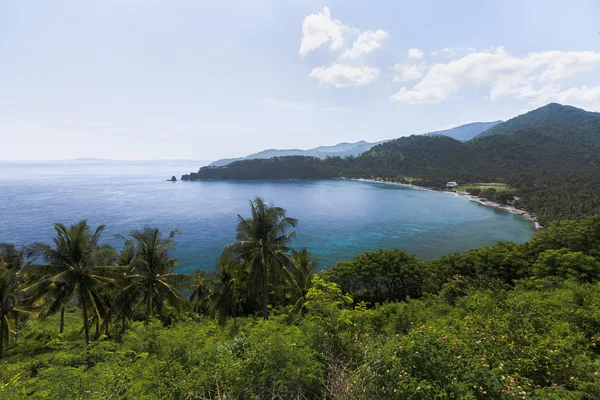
3, 214, 600, 399
474, 103, 600, 143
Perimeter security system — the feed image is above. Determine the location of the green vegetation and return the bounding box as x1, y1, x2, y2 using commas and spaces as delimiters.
474, 103, 600, 141
183, 103, 600, 225
1, 197, 600, 397
456, 183, 510, 192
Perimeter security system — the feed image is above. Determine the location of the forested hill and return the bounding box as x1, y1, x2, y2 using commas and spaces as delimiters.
474, 103, 600, 144
183, 104, 600, 224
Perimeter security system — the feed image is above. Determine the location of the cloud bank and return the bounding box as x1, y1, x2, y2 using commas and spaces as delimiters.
391, 47, 600, 107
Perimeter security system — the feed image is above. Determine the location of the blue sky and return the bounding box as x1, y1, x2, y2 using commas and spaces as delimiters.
1, 0, 599, 160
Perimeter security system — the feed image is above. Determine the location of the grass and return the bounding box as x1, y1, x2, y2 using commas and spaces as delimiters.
456, 182, 512, 192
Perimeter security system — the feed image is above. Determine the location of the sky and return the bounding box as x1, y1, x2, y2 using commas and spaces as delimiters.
1, 0, 599, 160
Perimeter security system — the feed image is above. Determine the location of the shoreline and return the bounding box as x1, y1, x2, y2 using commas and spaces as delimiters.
348, 178, 542, 230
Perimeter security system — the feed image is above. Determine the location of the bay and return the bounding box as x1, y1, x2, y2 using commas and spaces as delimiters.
0, 160, 535, 273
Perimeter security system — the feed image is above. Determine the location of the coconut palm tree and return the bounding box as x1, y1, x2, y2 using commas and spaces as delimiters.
225, 197, 297, 320
288, 248, 318, 314
189, 270, 213, 316
0, 243, 25, 270
111, 244, 137, 335
26, 221, 118, 343
209, 255, 248, 323
0, 269, 30, 358
117, 228, 188, 327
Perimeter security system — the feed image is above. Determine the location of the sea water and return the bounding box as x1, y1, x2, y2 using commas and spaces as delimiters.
0, 160, 535, 273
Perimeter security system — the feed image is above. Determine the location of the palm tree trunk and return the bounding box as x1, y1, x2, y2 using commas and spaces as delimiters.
0, 320, 4, 359
121, 313, 126, 334
262, 262, 269, 320
144, 287, 152, 327
94, 319, 100, 340
60, 307, 65, 334
81, 294, 90, 344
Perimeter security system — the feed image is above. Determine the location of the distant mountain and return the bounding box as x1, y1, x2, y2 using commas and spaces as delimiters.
208, 122, 504, 167
208, 140, 386, 167
423, 121, 503, 141
474, 103, 600, 144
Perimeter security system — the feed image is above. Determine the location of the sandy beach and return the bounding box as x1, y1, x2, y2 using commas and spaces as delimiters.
349, 178, 542, 230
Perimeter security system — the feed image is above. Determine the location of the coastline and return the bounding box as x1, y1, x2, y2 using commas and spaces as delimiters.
349, 178, 542, 230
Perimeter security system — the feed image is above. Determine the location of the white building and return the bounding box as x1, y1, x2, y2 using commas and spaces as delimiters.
446, 181, 458, 188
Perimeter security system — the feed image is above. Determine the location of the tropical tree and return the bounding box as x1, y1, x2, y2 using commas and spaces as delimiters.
26, 221, 117, 343
107, 244, 137, 334
225, 197, 297, 320
287, 248, 318, 314
209, 255, 249, 323
116, 228, 188, 327
0, 269, 30, 358
0, 243, 25, 270
189, 270, 213, 316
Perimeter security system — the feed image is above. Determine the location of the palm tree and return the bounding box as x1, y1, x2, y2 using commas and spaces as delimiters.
112, 244, 137, 335
209, 255, 248, 323
288, 248, 318, 314
117, 228, 188, 327
0, 269, 30, 358
26, 221, 118, 343
189, 270, 213, 316
0, 243, 25, 270
225, 197, 297, 320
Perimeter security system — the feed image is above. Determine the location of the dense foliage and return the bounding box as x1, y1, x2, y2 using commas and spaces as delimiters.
474, 103, 600, 142
183, 103, 600, 225
2, 201, 600, 398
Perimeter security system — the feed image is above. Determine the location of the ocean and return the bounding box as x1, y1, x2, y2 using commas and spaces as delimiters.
0, 160, 535, 273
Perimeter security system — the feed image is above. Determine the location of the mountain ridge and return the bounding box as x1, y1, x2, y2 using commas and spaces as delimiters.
424, 121, 503, 141
208, 140, 387, 167
209, 120, 504, 167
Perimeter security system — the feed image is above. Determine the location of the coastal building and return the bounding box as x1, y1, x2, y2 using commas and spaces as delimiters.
446, 181, 458, 188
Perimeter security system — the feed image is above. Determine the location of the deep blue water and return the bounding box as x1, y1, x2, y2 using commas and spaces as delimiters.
0, 160, 535, 273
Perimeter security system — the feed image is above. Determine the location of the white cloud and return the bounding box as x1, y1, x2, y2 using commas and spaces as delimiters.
408, 48, 424, 59
393, 63, 428, 83
299, 7, 349, 57
309, 64, 379, 88
300, 7, 386, 89
430, 47, 470, 58
511, 84, 600, 110
391, 47, 600, 105
340, 29, 388, 60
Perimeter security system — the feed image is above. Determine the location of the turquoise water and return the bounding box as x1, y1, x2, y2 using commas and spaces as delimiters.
0, 161, 535, 273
